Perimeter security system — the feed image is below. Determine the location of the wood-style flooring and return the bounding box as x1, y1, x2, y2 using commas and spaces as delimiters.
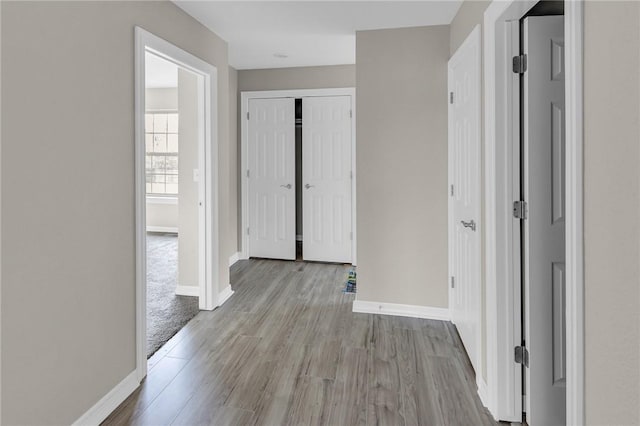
103, 259, 498, 426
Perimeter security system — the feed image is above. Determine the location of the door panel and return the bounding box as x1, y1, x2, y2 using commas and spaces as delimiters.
302, 96, 352, 263
523, 15, 566, 426
248, 98, 296, 260
448, 28, 481, 373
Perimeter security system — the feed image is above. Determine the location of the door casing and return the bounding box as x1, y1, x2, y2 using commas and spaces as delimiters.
134, 27, 220, 383
483, 1, 584, 424
240, 88, 357, 265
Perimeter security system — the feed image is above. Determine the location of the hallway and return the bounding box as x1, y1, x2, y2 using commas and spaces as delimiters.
104, 259, 496, 425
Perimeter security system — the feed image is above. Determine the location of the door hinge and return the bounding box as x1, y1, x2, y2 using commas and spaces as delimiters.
246, 169, 250, 178
449, 92, 454, 104
451, 276, 455, 289
349, 109, 353, 119
513, 54, 527, 74
247, 111, 250, 120
513, 200, 528, 219
450, 184, 454, 197
515, 345, 529, 367
246, 227, 250, 235
350, 231, 353, 241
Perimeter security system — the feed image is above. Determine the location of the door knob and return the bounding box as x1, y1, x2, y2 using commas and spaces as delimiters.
280, 184, 292, 189
304, 184, 314, 189
461, 219, 476, 231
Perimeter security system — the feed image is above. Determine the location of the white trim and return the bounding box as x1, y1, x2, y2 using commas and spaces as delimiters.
564, 2, 585, 425
217, 285, 235, 306
477, 376, 490, 410
448, 24, 483, 381
484, 1, 584, 423
135, 27, 220, 383
72, 371, 139, 426
352, 300, 449, 321
0, 1, 3, 420
228, 252, 241, 267
484, 1, 538, 420
240, 88, 357, 265
146, 226, 178, 234
146, 196, 178, 205
175, 285, 200, 297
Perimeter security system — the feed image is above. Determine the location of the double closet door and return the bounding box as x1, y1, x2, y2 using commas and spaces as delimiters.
247, 96, 352, 263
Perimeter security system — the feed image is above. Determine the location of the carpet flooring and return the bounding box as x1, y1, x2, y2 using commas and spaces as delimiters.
146, 232, 199, 358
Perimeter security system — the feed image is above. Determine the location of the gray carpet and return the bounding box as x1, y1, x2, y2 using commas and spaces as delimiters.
146, 232, 199, 358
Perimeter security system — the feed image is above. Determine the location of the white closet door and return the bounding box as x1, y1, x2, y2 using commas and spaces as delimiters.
302, 96, 352, 263
523, 15, 566, 426
248, 98, 296, 260
448, 27, 481, 373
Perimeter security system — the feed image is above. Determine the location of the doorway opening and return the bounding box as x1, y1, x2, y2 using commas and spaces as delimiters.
483, 0, 583, 423
240, 88, 357, 265
134, 27, 220, 381
144, 53, 202, 358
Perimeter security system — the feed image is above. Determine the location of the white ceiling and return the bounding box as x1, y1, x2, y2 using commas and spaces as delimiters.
173, 1, 463, 70
145, 52, 178, 88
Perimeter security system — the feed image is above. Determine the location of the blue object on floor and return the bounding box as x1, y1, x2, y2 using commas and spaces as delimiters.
344, 269, 357, 293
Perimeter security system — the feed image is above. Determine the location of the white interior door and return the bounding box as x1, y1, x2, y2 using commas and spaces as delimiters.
448, 27, 481, 373
302, 96, 352, 263
248, 98, 296, 260
523, 15, 566, 426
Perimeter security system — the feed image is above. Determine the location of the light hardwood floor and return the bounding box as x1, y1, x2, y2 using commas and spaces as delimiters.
103, 259, 498, 425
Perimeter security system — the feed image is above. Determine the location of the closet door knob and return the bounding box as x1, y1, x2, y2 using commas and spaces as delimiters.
280, 184, 292, 189
304, 184, 314, 189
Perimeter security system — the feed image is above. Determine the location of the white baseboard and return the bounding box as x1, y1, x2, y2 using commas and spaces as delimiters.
228, 252, 241, 267
476, 376, 494, 417
72, 370, 139, 426
146, 226, 178, 233
218, 284, 234, 306
352, 300, 450, 321
175, 285, 199, 297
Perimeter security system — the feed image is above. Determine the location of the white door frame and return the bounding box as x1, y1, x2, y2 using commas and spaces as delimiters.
240, 88, 357, 265
134, 27, 219, 382
483, 1, 584, 423
447, 24, 482, 378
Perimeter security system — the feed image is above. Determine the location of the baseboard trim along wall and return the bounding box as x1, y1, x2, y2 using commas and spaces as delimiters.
352, 300, 450, 321
476, 376, 492, 414
72, 370, 139, 426
228, 252, 241, 267
146, 226, 178, 233
175, 285, 199, 297
218, 284, 234, 306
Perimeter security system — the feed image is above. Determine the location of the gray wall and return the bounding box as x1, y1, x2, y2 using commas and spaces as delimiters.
584, 2, 640, 423
146, 87, 178, 111
237, 64, 355, 92
449, 1, 491, 54
177, 69, 199, 288
355, 26, 449, 308
0, 2, 230, 424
